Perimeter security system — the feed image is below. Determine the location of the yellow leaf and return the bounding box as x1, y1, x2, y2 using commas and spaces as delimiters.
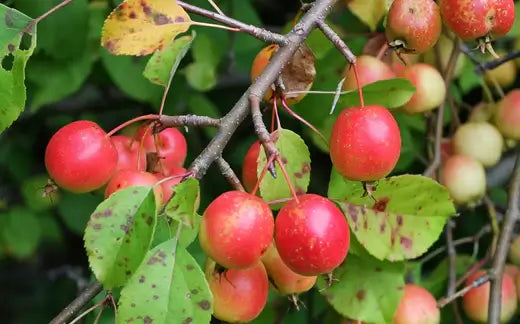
347, 0, 386, 31
101, 0, 191, 56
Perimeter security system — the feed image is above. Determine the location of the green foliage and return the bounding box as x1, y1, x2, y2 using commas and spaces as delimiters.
118, 239, 212, 324
257, 128, 311, 207
317, 254, 405, 324
329, 171, 456, 261
84, 186, 157, 289
1, 207, 41, 258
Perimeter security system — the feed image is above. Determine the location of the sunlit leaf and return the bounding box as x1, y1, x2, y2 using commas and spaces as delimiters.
347, 0, 386, 31
102, 0, 191, 56
328, 171, 455, 261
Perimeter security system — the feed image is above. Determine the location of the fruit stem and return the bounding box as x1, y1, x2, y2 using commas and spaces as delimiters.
106, 114, 159, 138
275, 155, 300, 204
281, 96, 328, 147
252, 154, 276, 196
137, 123, 154, 172
207, 0, 225, 15
351, 63, 365, 108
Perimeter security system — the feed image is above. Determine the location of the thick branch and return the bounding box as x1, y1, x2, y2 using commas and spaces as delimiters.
177, 1, 287, 45
158, 114, 220, 128
316, 21, 356, 64
50, 281, 103, 324
188, 0, 339, 179
488, 151, 520, 323
475, 49, 520, 73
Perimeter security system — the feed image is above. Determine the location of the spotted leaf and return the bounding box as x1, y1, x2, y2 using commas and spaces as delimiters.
101, 0, 191, 56
328, 170, 455, 261
257, 128, 311, 209
317, 254, 405, 324
84, 186, 157, 289
118, 239, 212, 324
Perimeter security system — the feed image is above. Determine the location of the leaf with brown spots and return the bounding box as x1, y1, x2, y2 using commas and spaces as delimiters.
257, 128, 311, 209
84, 186, 157, 289
151, 213, 200, 249
328, 170, 455, 261
101, 0, 191, 56
118, 239, 212, 323
317, 254, 405, 324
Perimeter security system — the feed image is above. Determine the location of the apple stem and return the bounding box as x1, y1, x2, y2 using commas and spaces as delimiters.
207, 0, 225, 15
152, 132, 167, 175
351, 63, 365, 108
266, 197, 293, 205
252, 154, 276, 196
137, 123, 154, 172
281, 96, 328, 147
106, 114, 159, 138
275, 155, 300, 204
154, 172, 192, 187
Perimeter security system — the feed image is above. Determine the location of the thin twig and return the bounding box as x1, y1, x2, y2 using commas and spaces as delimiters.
207, 0, 225, 15
215, 157, 245, 191
50, 281, 103, 324
22, 0, 73, 34
177, 0, 287, 45
316, 21, 356, 64
250, 95, 279, 157
484, 195, 500, 255
438, 273, 491, 308
445, 220, 464, 324
475, 49, 520, 73
488, 151, 520, 323
158, 115, 220, 129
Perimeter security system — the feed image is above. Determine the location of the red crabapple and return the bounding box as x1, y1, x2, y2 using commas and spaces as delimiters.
441, 154, 486, 205
393, 284, 440, 324
105, 170, 163, 206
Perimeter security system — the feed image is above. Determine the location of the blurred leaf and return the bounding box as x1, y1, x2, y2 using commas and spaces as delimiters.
329, 171, 455, 261
306, 28, 335, 60
421, 255, 476, 298
2, 207, 41, 258
187, 94, 219, 137
84, 186, 157, 289
57, 191, 103, 235
0, 4, 36, 133
118, 239, 212, 324
185, 61, 217, 91
317, 254, 405, 324
15, 0, 88, 59
144, 31, 196, 86
101, 49, 162, 104
21, 174, 59, 212
38, 213, 62, 243
507, 2, 520, 36
458, 59, 481, 94
347, 0, 386, 31
231, 0, 263, 72
162, 177, 199, 228
101, 0, 191, 56
393, 114, 416, 172
257, 129, 311, 208
192, 32, 221, 67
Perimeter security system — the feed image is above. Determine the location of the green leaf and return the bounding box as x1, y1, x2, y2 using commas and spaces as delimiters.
84, 186, 157, 289
185, 61, 217, 92
317, 255, 405, 324
393, 114, 417, 172
420, 255, 476, 298
14, 0, 88, 59
144, 31, 196, 86
118, 239, 213, 324
21, 174, 59, 212
257, 129, 311, 208
0, 4, 36, 133
328, 171, 455, 261
335, 78, 416, 110
163, 178, 200, 228
101, 49, 162, 105
2, 207, 41, 258
57, 191, 103, 235
152, 214, 200, 249
231, 0, 263, 72
347, 0, 386, 31
192, 32, 221, 67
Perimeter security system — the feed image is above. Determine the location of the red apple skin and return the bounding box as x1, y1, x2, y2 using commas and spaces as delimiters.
205, 259, 268, 323
251, 44, 282, 104
438, 0, 515, 41
135, 126, 187, 174
494, 89, 520, 139
342, 55, 395, 91
463, 270, 517, 323
509, 235, 520, 267
386, 0, 442, 54
398, 63, 446, 114
154, 166, 187, 205
111, 135, 147, 173
45, 120, 118, 193
275, 194, 350, 276
105, 170, 163, 206
261, 243, 317, 295
505, 264, 520, 281
393, 284, 440, 324
199, 191, 274, 269
242, 141, 261, 193
330, 105, 401, 181
441, 154, 486, 205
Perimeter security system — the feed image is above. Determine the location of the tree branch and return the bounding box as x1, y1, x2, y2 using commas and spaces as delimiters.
177, 0, 287, 45
438, 273, 491, 308
49, 281, 103, 324
316, 21, 356, 64
215, 157, 245, 191
488, 151, 520, 323
475, 49, 520, 73
158, 114, 220, 128
188, 0, 339, 179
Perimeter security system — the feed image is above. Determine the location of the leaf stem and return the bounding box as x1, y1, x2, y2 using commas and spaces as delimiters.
22, 0, 74, 34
